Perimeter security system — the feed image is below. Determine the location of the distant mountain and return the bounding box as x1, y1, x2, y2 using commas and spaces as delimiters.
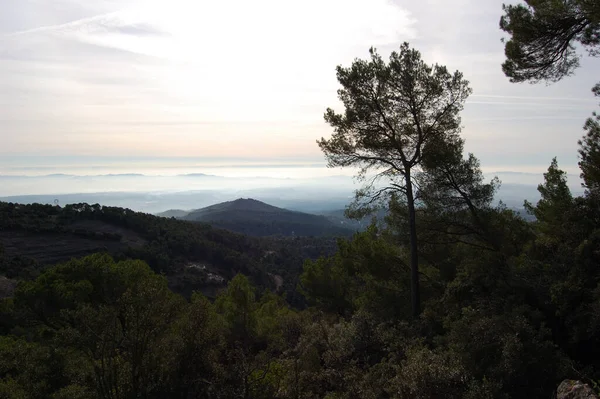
183, 198, 355, 237
156, 209, 190, 218
178, 173, 220, 178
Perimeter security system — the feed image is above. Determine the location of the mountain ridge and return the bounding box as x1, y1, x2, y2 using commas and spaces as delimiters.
182, 198, 355, 237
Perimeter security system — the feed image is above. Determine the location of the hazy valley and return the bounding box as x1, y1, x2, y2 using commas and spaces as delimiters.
0, 170, 584, 216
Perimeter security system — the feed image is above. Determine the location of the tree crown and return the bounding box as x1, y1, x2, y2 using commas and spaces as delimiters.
318, 42, 472, 191
500, 0, 600, 83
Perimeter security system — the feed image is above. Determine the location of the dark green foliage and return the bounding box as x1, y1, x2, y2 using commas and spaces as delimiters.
579, 95, 600, 194
0, 256, 299, 398
500, 4, 600, 386
499, 0, 600, 83
319, 42, 472, 317
12, 254, 187, 398
0, 336, 74, 399
0, 201, 339, 306
293, 152, 600, 397
524, 157, 573, 235
300, 226, 413, 320
417, 136, 502, 252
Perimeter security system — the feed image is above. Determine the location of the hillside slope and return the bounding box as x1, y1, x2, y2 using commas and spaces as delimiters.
183, 198, 355, 237
0, 201, 339, 304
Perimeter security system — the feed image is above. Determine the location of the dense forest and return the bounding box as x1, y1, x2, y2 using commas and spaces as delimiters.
1, 1, 600, 397
0, 201, 342, 306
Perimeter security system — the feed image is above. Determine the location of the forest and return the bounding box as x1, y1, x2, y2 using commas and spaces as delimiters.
1, 1, 600, 398
0, 200, 339, 306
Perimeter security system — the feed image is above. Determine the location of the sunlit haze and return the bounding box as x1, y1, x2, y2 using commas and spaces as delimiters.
1, 0, 599, 194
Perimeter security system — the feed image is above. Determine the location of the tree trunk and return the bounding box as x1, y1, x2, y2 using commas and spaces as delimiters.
405, 171, 420, 317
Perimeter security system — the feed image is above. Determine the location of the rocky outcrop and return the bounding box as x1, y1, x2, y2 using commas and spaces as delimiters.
557, 380, 599, 399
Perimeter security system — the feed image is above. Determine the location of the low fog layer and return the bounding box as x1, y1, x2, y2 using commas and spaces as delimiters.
0, 172, 585, 214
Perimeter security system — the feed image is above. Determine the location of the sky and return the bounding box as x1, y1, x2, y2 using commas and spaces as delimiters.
1, 0, 599, 180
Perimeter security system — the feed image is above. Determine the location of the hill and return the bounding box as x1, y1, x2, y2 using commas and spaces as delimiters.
182, 198, 355, 237
156, 209, 190, 218
0, 201, 340, 304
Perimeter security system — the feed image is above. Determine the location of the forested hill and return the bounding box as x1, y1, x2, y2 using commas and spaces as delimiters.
181, 198, 356, 237
0, 201, 338, 302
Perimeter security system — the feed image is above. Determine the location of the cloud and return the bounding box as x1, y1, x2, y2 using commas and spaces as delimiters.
0, 0, 599, 176
0, 0, 417, 161
111, 23, 170, 37
6, 12, 122, 36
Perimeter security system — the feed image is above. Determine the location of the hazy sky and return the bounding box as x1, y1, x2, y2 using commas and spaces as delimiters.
1, 0, 599, 176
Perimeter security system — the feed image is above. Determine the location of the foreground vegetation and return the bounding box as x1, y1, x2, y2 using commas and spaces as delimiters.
1, 143, 599, 398
1, 165, 599, 397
